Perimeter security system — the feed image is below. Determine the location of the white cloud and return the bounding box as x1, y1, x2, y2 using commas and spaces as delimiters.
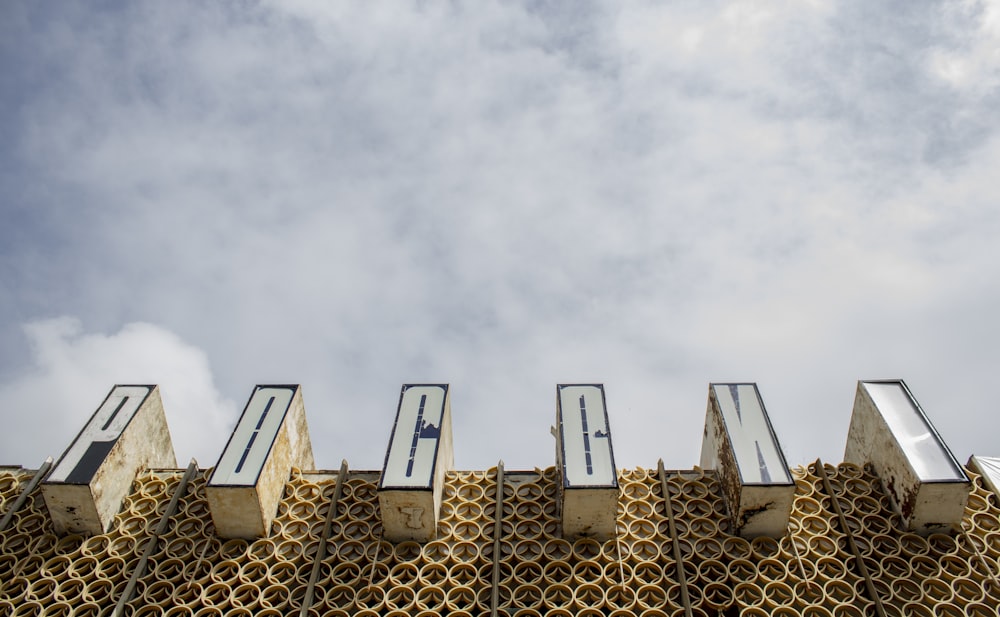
0, 318, 235, 467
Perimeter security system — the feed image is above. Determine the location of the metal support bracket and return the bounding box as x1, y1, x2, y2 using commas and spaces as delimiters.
658, 460, 693, 617
114, 459, 200, 617
300, 459, 349, 617
490, 460, 505, 617
815, 459, 888, 617
0, 457, 53, 532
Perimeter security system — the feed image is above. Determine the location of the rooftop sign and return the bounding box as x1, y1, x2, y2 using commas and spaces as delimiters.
211, 386, 298, 487
709, 383, 792, 485
701, 383, 794, 538
557, 384, 617, 489
860, 381, 966, 482
380, 384, 450, 490
48, 385, 156, 484
845, 379, 969, 533
43, 385, 176, 535
207, 385, 315, 538
378, 384, 454, 542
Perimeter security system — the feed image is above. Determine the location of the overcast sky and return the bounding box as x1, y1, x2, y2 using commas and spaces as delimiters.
1, 1, 999, 476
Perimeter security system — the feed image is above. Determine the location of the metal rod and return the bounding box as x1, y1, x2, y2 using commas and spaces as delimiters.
367, 532, 382, 589
615, 529, 627, 586
960, 523, 1000, 592
490, 460, 505, 617
814, 458, 888, 617
658, 459, 694, 617
185, 536, 213, 584
0, 457, 52, 532
114, 459, 199, 617
614, 472, 626, 586
300, 459, 349, 617
788, 526, 819, 593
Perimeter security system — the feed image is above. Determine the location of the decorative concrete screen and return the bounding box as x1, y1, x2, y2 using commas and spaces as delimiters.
844, 380, 969, 534
378, 384, 454, 542
556, 384, 618, 540
700, 383, 794, 538
207, 385, 314, 539
41, 385, 176, 535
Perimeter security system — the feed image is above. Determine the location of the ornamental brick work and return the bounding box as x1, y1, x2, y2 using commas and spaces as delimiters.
2, 459, 999, 616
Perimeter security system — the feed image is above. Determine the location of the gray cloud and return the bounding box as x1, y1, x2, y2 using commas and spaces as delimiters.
1, 1, 999, 474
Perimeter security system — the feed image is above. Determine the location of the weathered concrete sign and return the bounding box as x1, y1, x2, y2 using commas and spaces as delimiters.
845, 380, 969, 534
701, 383, 794, 538
43, 385, 176, 535
207, 385, 315, 538
379, 384, 454, 542
556, 384, 618, 540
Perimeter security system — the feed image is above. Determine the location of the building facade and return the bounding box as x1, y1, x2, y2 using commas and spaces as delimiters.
0, 381, 998, 617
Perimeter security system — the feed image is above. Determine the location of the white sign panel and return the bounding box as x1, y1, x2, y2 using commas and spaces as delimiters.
971, 456, 1000, 498
558, 384, 617, 487
380, 385, 448, 489
712, 384, 792, 485
49, 385, 154, 484
862, 381, 965, 482
211, 386, 297, 486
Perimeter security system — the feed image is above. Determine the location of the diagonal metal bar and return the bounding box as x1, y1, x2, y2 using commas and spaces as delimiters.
300, 459, 349, 617
114, 459, 200, 617
491, 460, 505, 617
814, 458, 888, 617
0, 457, 53, 532
658, 459, 693, 617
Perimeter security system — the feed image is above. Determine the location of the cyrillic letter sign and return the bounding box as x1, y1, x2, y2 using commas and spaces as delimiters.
700, 383, 793, 538
211, 386, 296, 486
43, 385, 176, 535
556, 384, 618, 540
207, 385, 315, 538
970, 456, 1000, 503
845, 380, 969, 533
379, 384, 454, 542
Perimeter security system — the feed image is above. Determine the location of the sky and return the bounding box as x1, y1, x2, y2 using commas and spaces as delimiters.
1, 1, 999, 476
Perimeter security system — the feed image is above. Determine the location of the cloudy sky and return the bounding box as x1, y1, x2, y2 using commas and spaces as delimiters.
1, 1, 999, 477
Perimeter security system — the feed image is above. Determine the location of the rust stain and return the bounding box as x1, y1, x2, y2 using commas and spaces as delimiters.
739, 502, 775, 528
711, 409, 741, 532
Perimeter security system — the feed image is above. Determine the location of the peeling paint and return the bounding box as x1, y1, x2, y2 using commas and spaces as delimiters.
378, 385, 454, 542
700, 385, 793, 538
845, 381, 969, 534
206, 385, 314, 539
42, 385, 176, 535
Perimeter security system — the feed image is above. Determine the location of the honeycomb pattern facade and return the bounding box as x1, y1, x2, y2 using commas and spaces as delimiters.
2, 460, 1000, 616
